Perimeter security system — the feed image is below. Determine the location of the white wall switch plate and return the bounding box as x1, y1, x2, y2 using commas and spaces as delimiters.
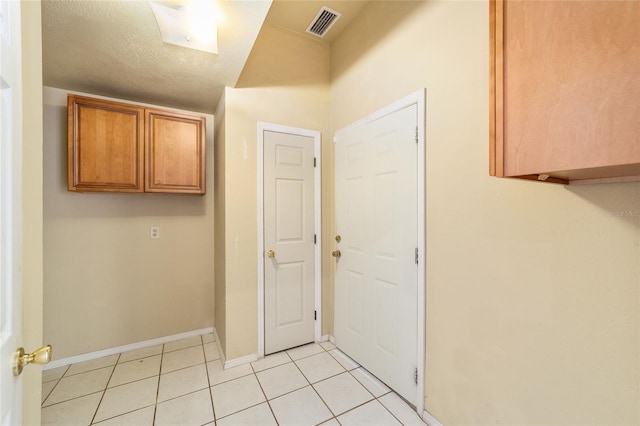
150, 226, 160, 239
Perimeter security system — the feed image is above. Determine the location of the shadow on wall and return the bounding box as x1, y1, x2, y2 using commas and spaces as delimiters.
44, 104, 207, 218
566, 182, 640, 230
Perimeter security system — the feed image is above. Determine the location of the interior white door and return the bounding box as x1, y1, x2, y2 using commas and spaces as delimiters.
264, 130, 316, 354
0, 0, 24, 423
335, 104, 418, 404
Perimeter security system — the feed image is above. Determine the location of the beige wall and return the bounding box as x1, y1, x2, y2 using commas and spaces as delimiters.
215, 23, 332, 359
214, 90, 227, 355
38, 2, 640, 423
43, 87, 215, 359
331, 1, 640, 424
22, 1, 44, 424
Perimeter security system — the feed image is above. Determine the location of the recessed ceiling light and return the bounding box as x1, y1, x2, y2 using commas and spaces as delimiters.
150, 1, 218, 54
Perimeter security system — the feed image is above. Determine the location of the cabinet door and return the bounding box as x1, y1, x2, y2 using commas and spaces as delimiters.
68, 95, 145, 192
145, 109, 206, 194
490, 0, 640, 184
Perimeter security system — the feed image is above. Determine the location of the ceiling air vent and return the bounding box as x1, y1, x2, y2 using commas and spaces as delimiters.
306, 6, 342, 38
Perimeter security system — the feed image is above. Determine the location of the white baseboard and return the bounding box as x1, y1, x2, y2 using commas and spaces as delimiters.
319, 334, 330, 342
213, 327, 226, 365
211, 328, 258, 369
224, 353, 258, 368
422, 409, 444, 426
44, 327, 214, 370
329, 335, 335, 344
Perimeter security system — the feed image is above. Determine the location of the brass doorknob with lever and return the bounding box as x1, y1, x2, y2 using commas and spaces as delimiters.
331, 250, 341, 258
266, 249, 276, 258
13, 345, 52, 376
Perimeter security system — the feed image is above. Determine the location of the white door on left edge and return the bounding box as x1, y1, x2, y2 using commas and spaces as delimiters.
264, 130, 315, 354
1, 0, 23, 423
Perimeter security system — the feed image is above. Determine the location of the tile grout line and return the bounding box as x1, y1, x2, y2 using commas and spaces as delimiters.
40, 364, 70, 407
311, 343, 404, 424
41, 364, 118, 410
41, 390, 104, 410
89, 352, 121, 425
250, 354, 281, 425
340, 360, 409, 425
290, 345, 339, 425
339, 354, 418, 425
152, 343, 165, 425
206, 351, 277, 422
201, 336, 218, 424
377, 396, 409, 426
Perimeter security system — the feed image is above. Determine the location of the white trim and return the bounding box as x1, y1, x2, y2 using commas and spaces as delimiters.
257, 122, 322, 358
319, 334, 330, 343
224, 353, 258, 369
257, 123, 265, 357
422, 409, 444, 426
334, 89, 427, 416
44, 327, 214, 370
212, 327, 257, 368
329, 335, 336, 344
416, 88, 427, 416
335, 90, 425, 140
213, 327, 226, 366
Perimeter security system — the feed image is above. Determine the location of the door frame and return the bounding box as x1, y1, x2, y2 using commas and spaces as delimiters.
257, 122, 322, 358
334, 89, 426, 414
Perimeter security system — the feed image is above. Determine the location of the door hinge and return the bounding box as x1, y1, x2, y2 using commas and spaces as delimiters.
314, 157, 317, 167
314, 234, 317, 244
314, 310, 317, 320
415, 126, 418, 143
415, 247, 419, 265
414, 367, 418, 385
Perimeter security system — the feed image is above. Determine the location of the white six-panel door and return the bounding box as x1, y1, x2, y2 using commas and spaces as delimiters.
335, 103, 419, 405
0, 0, 24, 423
263, 130, 316, 354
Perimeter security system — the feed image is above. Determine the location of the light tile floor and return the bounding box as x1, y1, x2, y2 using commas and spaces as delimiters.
41, 335, 426, 426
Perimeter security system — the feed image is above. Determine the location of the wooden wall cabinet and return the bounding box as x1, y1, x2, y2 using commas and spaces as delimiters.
68, 95, 206, 194
490, 0, 640, 185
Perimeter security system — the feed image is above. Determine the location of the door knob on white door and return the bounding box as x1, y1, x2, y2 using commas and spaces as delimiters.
13, 345, 52, 376
266, 249, 276, 258
332, 250, 341, 258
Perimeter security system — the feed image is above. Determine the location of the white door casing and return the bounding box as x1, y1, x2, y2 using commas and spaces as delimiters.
0, 0, 23, 423
334, 90, 425, 412
258, 123, 322, 356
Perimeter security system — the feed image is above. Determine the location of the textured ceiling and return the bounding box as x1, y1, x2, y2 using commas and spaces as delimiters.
42, 0, 272, 113
41, 0, 367, 113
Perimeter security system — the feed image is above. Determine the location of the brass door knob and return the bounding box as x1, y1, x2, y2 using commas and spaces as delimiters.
266, 249, 276, 258
332, 250, 341, 258
13, 345, 52, 376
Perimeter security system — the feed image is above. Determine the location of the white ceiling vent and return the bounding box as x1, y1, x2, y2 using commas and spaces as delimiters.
306, 6, 342, 38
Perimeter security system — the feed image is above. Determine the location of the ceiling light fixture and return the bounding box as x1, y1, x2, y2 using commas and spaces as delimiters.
149, 0, 218, 54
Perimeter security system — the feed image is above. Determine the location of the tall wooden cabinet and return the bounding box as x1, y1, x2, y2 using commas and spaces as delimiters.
68, 95, 206, 194
490, 0, 640, 184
